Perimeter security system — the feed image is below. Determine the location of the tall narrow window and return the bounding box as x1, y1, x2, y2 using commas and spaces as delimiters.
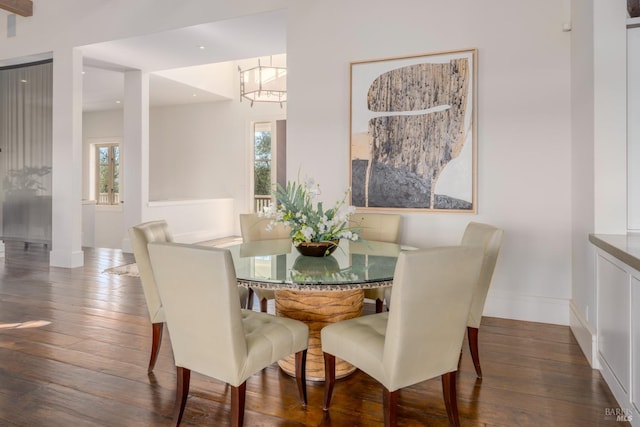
253, 122, 272, 212
96, 143, 119, 205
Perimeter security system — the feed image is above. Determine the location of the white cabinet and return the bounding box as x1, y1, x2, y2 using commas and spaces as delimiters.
633, 277, 640, 419
595, 250, 639, 425
597, 254, 630, 393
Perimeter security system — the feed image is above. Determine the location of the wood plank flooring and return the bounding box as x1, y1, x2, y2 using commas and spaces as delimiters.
0, 242, 628, 426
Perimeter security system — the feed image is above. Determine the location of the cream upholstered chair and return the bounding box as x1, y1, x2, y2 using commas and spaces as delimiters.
128, 220, 173, 373
350, 212, 402, 313
383, 221, 503, 379
322, 246, 483, 427
148, 242, 309, 427
129, 220, 250, 372
460, 222, 503, 379
239, 213, 291, 312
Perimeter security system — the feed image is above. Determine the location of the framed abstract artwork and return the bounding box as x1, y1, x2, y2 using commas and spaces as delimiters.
350, 49, 477, 212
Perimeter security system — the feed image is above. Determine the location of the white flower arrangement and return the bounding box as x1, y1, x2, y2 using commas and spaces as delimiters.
260, 178, 360, 246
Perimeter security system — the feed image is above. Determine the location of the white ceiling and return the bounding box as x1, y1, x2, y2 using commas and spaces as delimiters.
78, 10, 287, 112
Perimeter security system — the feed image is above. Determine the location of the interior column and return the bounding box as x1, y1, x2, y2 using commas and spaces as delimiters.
50, 47, 84, 268
121, 70, 150, 251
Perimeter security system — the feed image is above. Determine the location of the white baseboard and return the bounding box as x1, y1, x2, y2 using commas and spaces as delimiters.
483, 291, 569, 325
49, 249, 84, 268
569, 301, 597, 367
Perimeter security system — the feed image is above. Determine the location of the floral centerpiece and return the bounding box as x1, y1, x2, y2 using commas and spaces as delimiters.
260, 178, 360, 256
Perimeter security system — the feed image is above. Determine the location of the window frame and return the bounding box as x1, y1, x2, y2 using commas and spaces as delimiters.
94, 142, 120, 206
251, 121, 275, 213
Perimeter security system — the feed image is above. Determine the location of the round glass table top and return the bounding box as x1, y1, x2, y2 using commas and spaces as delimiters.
227, 239, 411, 291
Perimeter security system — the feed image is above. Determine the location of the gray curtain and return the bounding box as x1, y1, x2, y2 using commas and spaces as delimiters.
0, 60, 53, 245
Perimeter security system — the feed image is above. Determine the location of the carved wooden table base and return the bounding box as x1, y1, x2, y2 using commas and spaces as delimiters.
274, 289, 364, 381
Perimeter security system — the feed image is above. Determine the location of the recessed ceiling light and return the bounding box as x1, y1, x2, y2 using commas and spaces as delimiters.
192, 93, 197, 97
198, 45, 206, 50
115, 100, 121, 104
20, 79, 27, 83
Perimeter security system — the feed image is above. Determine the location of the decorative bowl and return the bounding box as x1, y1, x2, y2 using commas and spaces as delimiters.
295, 240, 339, 257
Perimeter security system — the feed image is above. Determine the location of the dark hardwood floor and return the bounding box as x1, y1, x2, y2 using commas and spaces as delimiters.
0, 242, 628, 426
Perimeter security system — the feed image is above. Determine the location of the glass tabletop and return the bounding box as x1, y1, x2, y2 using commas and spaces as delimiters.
228, 239, 411, 291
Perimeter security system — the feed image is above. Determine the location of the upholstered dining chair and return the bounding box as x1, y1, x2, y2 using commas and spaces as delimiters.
128, 220, 173, 373
147, 242, 309, 427
321, 246, 483, 427
349, 212, 402, 313
129, 220, 250, 372
383, 221, 503, 380
460, 222, 503, 379
239, 213, 291, 312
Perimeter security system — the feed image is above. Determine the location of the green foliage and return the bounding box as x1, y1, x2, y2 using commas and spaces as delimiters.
263, 179, 359, 245
97, 145, 119, 204
254, 131, 272, 195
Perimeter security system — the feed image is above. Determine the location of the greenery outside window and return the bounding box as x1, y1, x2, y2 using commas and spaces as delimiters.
95, 143, 120, 205
253, 122, 272, 212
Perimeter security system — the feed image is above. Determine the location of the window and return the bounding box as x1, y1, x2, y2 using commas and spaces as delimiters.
253, 122, 272, 212
95, 143, 120, 205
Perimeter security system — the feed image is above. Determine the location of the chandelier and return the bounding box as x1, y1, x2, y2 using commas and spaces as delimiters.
238, 58, 286, 107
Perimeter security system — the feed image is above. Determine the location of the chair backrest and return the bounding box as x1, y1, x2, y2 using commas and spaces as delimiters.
383, 246, 483, 391
240, 213, 291, 242
460, 222, 503, 329
350, 212, 402, 243
129, 220, 173, 323
147, 242, 247, 385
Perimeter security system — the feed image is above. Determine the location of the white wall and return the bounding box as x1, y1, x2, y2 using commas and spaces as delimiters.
82, 91, 284, 248
628, 25, 640, 230
82, 110, 123, 200
287, 0, 573, 324
2, 0, 629, 328
0, 1, 287, 61
592, 0, 628, 235
570, 0, 597, 364
0, 0, 288, 266
149, 100, 284, 204
569, 0, 628, 366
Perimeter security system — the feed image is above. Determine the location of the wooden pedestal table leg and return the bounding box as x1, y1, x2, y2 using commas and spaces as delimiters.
275, 289, 363, 381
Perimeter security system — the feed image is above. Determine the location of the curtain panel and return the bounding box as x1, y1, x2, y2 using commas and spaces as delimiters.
0, 60, 53, 245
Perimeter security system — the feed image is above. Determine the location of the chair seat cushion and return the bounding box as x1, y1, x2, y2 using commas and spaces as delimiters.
241, 310, 309, 381
321, 312, 388, 385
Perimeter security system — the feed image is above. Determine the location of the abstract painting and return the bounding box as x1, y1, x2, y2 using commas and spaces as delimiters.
350, 49, 477, 212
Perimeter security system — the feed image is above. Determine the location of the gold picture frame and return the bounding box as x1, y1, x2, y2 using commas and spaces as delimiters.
350, 48, 477, 212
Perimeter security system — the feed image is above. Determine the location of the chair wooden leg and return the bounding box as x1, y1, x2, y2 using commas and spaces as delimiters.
260, 298, 268, 313
322, 352, 336, 410
231, 382, 247, 427
148, 322, 163, 372
375, 298, 384, 313
441, 371, 460, 427
467, 326, 482, 378
295, 349, 308, 406
246, 288, 254, 310
172, 366, 191, 426
382, 388, 398, 427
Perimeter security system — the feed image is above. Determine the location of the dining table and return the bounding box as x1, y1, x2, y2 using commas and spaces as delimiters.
227, 238, 411, 381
